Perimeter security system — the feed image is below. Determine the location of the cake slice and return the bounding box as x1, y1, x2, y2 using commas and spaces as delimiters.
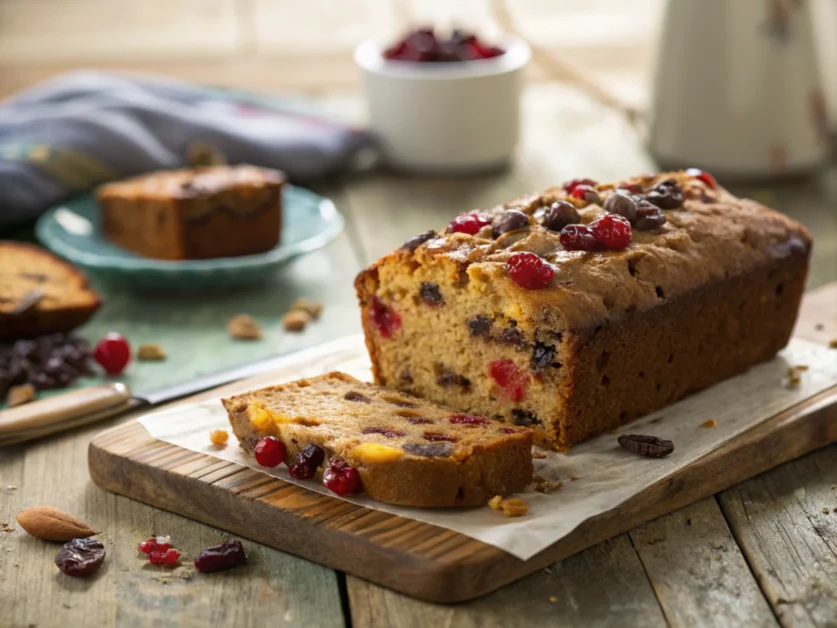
97, 165, 284, 260
222, 372, 533, 507
0, 242, 101, 340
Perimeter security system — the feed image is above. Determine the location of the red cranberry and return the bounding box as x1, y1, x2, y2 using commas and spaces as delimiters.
93, 332, 130, 375
618, 182, 644, 194
590, 214, 632, 250
449, 414, 489, 425
288, 444, 325, 479
424, 432, 458, 443
322, 458, 361, 496
562, 178, 597, 193
159, 549, 180, 565
138, 536, 172, 556
370, 296, 401, 339
499, 427, 518, 434
148, 550, 165, 565
507, 252, 554, 290
194, 540, 247, 573
685, 168, 717, 189
489, 359, 529, 402
254, 436, 286, 468
448, 212, 490, 235
362, 426, 406, 438
559, 224, 597, 251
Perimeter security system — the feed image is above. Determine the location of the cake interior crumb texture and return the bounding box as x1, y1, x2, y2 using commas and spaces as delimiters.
355, 171, 811, 450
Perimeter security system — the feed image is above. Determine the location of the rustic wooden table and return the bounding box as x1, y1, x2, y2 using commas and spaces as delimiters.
2, 84, 837, 627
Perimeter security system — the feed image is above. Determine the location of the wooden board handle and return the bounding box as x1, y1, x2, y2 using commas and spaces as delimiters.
0, 383, 133, 440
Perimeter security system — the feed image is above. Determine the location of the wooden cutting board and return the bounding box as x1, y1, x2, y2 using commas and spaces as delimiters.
88, 283, 837, 604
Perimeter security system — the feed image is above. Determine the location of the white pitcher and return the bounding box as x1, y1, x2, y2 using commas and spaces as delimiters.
647, 0, 829, 177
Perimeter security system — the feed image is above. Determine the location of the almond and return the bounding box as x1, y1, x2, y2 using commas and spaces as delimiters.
16, 506, 95, 541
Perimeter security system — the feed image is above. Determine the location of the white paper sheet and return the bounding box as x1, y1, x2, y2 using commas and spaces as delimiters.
137, 337, 837, 561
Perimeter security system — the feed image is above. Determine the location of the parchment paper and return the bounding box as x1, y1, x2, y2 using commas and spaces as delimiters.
138, 337, 837, 561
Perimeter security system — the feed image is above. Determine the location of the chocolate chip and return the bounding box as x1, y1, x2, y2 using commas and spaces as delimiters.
344, 391, 371, 403
541, 201, 580, 232
419, 282, 444, 307
497, 328, 526, 349
402, 442, 454, 458
635, 206, 667, 231
531, 342, 557, 371
604, 192, 637, 222
646, 181, 684, 210
468, 316, 492, 337
617, 434, 674, 458
512, 410, 541, 426
436, 369, 471, 388
402, 229, 437, 252
492, 210, 530, 238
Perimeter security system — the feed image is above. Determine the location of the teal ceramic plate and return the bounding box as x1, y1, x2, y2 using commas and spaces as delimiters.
35, 185, 344, 290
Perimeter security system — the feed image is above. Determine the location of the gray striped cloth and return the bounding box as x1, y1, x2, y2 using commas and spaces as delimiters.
0, 72, 376, 228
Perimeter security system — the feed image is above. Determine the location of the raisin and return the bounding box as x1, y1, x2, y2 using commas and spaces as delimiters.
542, 201, 580, 232
468, 316, 492, 337
403, 442, 454, 458
531, 342, 556, 371
194, 540, 247, 573
424, 433, 458, 443
617, 434, 674, 458
497, 328, 526, 349
492, 209, 530, 238
512, 410, 541, 426
344, 391, 372, 403
55, 538, 106, 577
405, 417, 433, 424
288, 445, 326, 479
419, 282, 444, 307
436, 368, 471, 388
362, 426, 406, 438
402, 229, 437, 252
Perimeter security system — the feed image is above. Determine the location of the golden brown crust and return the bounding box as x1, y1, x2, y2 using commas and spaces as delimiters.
0, 242, 101, 340
354, 171, 812, 450
97, 165, 284, 260
222, 372, 533, 507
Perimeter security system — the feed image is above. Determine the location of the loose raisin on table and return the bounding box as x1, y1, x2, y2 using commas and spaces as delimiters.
55, 538, 106, 577
617, 434, 674, 458
194, 539, 247, 573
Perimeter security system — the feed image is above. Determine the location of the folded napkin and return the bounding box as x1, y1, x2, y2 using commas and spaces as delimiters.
0, 72, 376, 228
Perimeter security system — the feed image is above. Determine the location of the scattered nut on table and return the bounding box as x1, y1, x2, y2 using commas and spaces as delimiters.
290, 298, 324, 320
6, 383, 36, 407
283, 309, 312, 332
488, 495, 529, 517
137, 343, 167, 360
228, 314, 262, 340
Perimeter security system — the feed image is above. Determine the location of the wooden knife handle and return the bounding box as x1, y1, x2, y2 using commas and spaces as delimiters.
0, 383, 134, 440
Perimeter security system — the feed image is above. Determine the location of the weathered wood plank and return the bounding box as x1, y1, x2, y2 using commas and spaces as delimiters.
718, 445, 837, 627
630, 497, 778, 627
348, 534, 667, 628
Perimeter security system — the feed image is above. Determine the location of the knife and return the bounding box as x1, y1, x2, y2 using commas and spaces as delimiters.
0, 334, 364, 445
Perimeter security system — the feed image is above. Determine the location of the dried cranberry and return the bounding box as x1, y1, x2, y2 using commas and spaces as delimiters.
449, 414, 489, 425
492, 210, 530, 238
194, 540, 247, 573
562, 178, 597, 193
288, 444, 325, 479
570, 184, 597, 202
685, 168, 717, 189
161, 548, 181, 565
424, 432, 458, 443
369, 296, 401, 339
489, 359, 529, 402
254, 436, 286, 468
93, 332, 131, 375
541, 201, 580, 232
138, 536, 172, 555
362, 426, 406, 438
448, 212, 490, 235
618, 182, 644, 194
322, 458, 361, 496
499, 427, 518, 434
55, 538, 105, 577
590, 214, 632, 250
507, 252, 554, 290
419, 282, 444, 306
559, 224, 597, 251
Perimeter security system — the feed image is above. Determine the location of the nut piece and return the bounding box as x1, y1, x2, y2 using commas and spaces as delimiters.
16, 506, 95, 541
137, 343, 166, 360
488, 495, 529, 517
209, 429, 229, 446
7, 383, 36, 407
290, 298, 324, 320
228, 314, 262, 340
282, 310, 311, 332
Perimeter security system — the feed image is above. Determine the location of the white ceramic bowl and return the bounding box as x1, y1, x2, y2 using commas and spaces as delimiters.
354, 35, 531, 172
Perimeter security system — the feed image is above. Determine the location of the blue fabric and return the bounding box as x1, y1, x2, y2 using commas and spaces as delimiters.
0, 72, 376, 227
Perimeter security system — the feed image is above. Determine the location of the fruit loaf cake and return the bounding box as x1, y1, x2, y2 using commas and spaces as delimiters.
355, 170, 812, 450
97, 165, 284, 260
222, 372, 533, 507
0, 242, 101, 340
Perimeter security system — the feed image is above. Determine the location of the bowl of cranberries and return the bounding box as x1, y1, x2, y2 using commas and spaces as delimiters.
355, 27, 530, 172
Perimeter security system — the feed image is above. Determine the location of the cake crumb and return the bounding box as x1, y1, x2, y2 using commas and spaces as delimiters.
549, 596, 558, 604
282, 309, 311, 332
823, 507, 831, 514
228, 314, 262, 340
532, 451, 547, 460
209, 429, 229, 446
532, 476, 563, 494
815, 323, 824, 331
137, 343, 167, 360
795, 365, 809, 371
700, 419, 718, 428
786, 366, 803, 388
830, 339, 837, 349
290, 298, 324, 320
570, 475, 580, 481
6, 383, 35, 407
650, 417, 664, 424
489, 495, 528, 517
